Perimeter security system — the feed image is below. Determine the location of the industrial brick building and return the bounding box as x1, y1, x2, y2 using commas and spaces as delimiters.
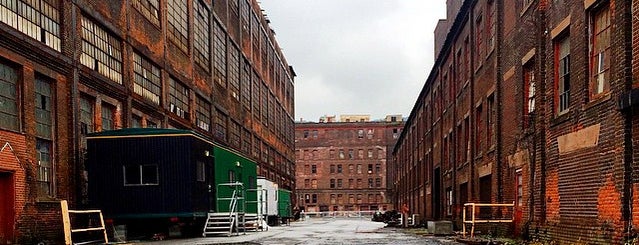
295, 115, 403, 213
0, 0, 295, 243
391, 0, 638, 243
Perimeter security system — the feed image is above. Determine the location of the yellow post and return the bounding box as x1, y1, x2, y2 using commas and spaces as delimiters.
60, 200, 72, 245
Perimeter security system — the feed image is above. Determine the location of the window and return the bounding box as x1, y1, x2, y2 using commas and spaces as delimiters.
169, 77, 189, 119
196, 161, 205, 182
375, 164, 381, 174
196, 96, 210, 131
330, 179, 335, 188
475, 14, 483, 65
193, 0, 210, 69
330, 164, 335, 173
357, 179, 362, 188
357, 164, 362, 174
35, 77, 53, 138
516, 169, 523, 207
312, 194, 317, 203
241, 60, 251, 108
252, 73, 261, 117
368, 164, 373, 174
80, 17, 122, 83
446, 188, 453, 216
124, 164, 159, 185
331, 194, 336, 204
132, 0, 159, 26
375, 178, 381, 188
476, 104, 483, 153
486, 0, 495, 51
101, 103, 115, 130
229, 121, 240, 148
337, 179, 343, 188
131, 115, 142, 128
368, 149, 373, 158
132, 52, 161, 105
213, 22, 227, 85
339, 150, 345, 159
0, 0, 61, 51
167, 0, 188, 52
337, 164, 342, 173
36, 139, 53, 196
487, 94, 495, 147
358, 129, 364, 138
589, 4, 610, 97
305, 194, 310, 204
311, 179, 317, 189
229, 45, 240, 99
348, 149, 354, 159
348, 179, 354, 188
304, 179, 310, 188
311, 165, 317, 174
215, 110, 227, 140
261, 83, 268, 124
368, 178, 373, 188
0, 62, 18, 131
555, 35, 570, 114
80, 96, 94, 134
523, 62, 535, 128
242, 129, 251, 154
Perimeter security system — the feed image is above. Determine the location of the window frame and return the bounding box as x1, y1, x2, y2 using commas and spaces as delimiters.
555, 34, 571, 114
588, 3, 611, 98
123, 164, 159, 186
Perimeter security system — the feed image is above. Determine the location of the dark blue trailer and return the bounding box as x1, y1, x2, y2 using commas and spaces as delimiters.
86, 128, 257, 238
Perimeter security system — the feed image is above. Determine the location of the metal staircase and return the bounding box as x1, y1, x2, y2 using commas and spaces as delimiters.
203, 182, 243, 236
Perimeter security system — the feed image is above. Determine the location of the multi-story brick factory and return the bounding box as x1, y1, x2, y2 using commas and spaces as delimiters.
390, 0, 639, 243
295, 115, 404, 213
0, 0, 295, 243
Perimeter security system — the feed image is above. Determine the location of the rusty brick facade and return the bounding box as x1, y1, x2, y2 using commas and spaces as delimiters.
295, 117, 404, 213
0, 0, 294, 243
391, 0, 637, 243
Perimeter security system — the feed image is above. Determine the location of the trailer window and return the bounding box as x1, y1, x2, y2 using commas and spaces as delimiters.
124, 165, 159, 186
196, 161, 205, 182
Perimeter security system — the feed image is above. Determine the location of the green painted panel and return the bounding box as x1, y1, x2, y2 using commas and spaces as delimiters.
277, 189, 292, 217
213, 146, 257, 213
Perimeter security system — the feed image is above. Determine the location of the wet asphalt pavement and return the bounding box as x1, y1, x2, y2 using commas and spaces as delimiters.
137, 217, 462, 245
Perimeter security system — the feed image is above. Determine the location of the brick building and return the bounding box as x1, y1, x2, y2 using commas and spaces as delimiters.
295, 115, 404, 213
0, 0, 295, 243
391, 0, 637, 243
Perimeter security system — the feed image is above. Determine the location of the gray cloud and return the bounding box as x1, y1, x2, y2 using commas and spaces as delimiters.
260, 1, 446, 122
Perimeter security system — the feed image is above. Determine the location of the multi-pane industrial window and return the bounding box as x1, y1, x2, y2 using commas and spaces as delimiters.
194, 0, 210, 70
213, 22, 227, 85
131, 115, 141, 128
261, 83, 268, 124
196, 96, 210, 131
251, 13, 260, 65
133, 52, 161, 105
487, 94, 495, 147
167, 0, 188, 52
475, 14, 483, 65
124, 164, 159, 185
555, 36, 570, 114
80, 96, 94, 134
242, 129, 251, 154
590, 4, 610, 97
0, 0, 61, 51
36, 139, 53, 196
34, 75, 54, 196
0, 62, 18, 131
252, 73, 260, 118
215, 110, 227, 140
228, 45, 240, 99
80, 17, 123, 83
169, 77, 189, 119
241, 60, 251, 108
230, 121, 240, 148
132, 0, 159, 26
101, 103, 115, 130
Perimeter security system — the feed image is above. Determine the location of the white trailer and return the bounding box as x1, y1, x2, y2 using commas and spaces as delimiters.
257, 177, 278, 225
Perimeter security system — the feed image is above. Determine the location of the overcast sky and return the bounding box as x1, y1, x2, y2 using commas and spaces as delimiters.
259, 1, 447, 122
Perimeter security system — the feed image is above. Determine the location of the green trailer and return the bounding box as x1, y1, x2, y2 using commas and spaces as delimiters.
277, 189, 293, 223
